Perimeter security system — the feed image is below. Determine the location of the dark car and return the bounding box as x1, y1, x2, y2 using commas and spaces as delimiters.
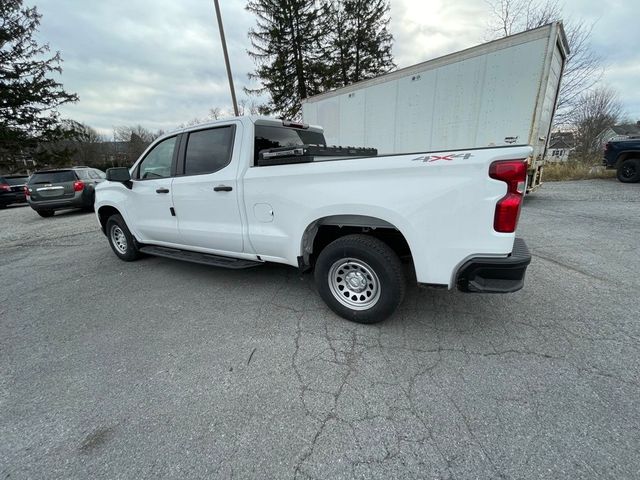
603, 138, 640, 183
0, 174, 30, 208
26, 167, 106, 217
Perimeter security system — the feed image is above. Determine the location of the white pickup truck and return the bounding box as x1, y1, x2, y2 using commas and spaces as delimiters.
96, 116, 532, 323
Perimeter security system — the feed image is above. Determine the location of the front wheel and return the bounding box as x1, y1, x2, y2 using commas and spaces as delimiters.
617, 158, 640, 183
106, 214, 141, 261
314, 234, 406, 324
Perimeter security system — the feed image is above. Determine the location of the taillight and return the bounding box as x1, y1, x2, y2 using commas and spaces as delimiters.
489, 160, 527, 233
24, 186, 30, 196
0, 183, 10, 192
604, 142, 611, 153
73, 180, 85, 192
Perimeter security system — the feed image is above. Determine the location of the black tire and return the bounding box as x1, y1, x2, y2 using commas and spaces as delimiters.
37, 210, 54, 218
0, 204, 7, 209
314, 234, 406, 324
83, 191, 96, 211
105, 214, 141, 261
617, 158, 640, 183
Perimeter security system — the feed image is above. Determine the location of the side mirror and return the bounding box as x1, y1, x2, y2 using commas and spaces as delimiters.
106, 167, 131, 182
106, 167, 132, 189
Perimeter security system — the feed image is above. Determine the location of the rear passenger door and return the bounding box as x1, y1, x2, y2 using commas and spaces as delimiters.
171, 124, 244, 254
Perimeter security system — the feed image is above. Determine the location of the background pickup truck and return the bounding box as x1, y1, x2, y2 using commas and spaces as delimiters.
96, 116, 532, 323
603, 139, 640, 183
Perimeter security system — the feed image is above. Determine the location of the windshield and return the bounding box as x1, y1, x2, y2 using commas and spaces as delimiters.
29, 171, 76, 184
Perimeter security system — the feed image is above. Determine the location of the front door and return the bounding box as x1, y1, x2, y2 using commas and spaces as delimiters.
171, 125, 244, 254
127, 135, 180, 244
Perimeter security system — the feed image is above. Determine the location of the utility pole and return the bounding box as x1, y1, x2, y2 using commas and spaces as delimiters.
213, 0, 239, 116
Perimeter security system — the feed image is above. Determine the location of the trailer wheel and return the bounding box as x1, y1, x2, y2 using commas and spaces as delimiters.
617, 158, 640, 183
314, 234, 405, 324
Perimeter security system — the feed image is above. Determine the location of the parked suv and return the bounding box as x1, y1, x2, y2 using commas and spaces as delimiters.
0, 174, 29, 208
26, 167, 105, 217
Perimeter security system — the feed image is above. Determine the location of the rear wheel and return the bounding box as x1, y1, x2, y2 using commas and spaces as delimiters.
106, 214, 141, 261
37, 210, 54, 218
314, 234, 406, 324
617, 158, 640, 183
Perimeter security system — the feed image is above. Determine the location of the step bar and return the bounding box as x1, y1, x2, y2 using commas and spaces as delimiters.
139, 245, 263, 270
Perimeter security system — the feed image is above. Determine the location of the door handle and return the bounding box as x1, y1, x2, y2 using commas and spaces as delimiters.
213, 185, 233, 192
156, 188, 170, 194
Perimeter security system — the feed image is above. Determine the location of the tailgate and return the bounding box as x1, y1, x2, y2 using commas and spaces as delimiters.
28, 171, 77, 201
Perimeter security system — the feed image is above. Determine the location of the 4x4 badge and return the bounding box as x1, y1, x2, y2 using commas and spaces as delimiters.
412, 153, 473, 163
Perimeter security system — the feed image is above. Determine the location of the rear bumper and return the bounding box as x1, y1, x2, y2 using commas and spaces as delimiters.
28, 194, 90, 211
0, 192, 26, 205
456, 238, 531, 293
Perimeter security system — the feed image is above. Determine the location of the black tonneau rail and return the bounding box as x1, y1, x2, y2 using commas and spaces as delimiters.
255, 143, 531, 167
257, 144, 377, 167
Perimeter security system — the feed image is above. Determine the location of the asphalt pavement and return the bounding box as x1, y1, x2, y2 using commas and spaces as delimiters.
1, 178, 639, 479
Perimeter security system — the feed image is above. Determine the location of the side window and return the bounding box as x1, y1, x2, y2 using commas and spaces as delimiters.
137, 137, 177, 180
76, 169, 90, 179
184, 126, 234, 176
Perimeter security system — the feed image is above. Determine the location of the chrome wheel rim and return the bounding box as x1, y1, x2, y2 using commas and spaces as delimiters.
328, 258, 381, 310
110, 225, 128, 254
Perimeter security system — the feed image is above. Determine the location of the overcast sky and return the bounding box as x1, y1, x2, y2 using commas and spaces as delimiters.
35, 0, 639, 136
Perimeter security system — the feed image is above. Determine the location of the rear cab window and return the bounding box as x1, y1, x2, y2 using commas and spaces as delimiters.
254, 125, 326, 165
29, 171, 77, 184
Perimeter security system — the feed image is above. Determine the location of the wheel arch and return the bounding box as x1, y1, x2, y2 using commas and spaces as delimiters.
615, 151, 640, 167
97, 205, 122, 234
299, 214, 414, 271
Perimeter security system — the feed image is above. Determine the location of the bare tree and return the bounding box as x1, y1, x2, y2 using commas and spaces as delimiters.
177, 99, 261, 130
487, 0, 562, 36
68, 121, 105, 166
112, 125, 160, 165
209, 107, 223, 120
572, 87, 623, 158
485, 0, 603, 125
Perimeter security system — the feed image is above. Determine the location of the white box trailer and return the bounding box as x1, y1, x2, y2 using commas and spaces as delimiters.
302, 22, 569, 191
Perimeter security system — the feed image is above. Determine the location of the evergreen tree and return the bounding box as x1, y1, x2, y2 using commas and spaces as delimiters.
246, 0, 396, 117
323, 0, 395, 87
246, 0, 324, 119
0, 0, 78, 170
